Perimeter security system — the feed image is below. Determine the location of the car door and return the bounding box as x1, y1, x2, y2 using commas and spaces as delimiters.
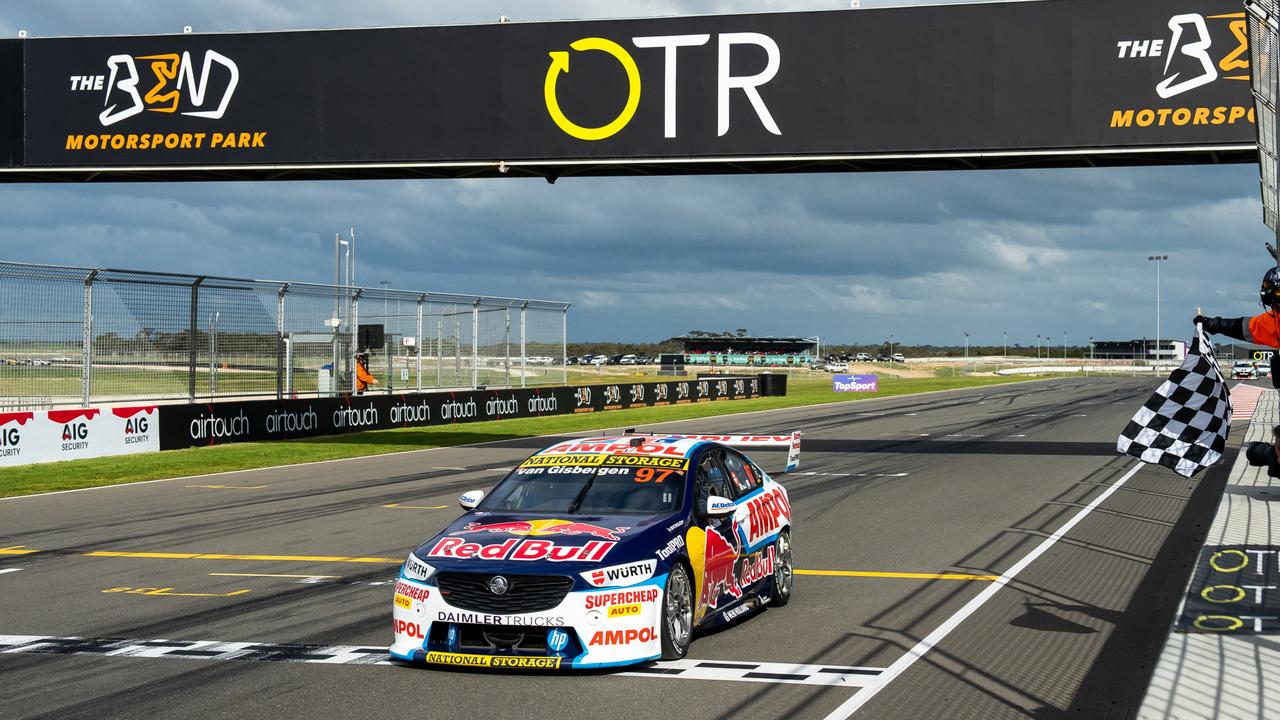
691, 449, 747, 623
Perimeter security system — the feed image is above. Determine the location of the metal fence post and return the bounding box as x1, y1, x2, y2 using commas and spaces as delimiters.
504, 307, 511, 387
472, 299, 480, 388
562, 306, 568, 385
81, 269, 98, 407
188, 277, 204, 402
277, 282, 289, 400
416, 294, 425, 392
520, 302, 528, 389
351, 288, 362, 393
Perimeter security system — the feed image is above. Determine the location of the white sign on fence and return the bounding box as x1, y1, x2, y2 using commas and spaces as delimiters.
0, 406, 159, 468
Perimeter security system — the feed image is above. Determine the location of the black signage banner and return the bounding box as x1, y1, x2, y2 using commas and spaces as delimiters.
1177, 545, 1280, 634
0, 0, 1258, 179
158, 375, 767, 451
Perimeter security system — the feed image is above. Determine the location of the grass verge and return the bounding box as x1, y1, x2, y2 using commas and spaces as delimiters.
2, 374, 1049, 498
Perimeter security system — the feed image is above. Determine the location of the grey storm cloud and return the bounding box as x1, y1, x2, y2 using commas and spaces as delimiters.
0, 0, 1271, 344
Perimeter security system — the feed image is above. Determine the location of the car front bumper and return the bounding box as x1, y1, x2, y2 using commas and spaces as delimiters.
389, 574, 667, 669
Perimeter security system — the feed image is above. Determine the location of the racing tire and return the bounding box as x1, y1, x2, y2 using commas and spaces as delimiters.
768, 530, 793, 607
660, 563, 694, 660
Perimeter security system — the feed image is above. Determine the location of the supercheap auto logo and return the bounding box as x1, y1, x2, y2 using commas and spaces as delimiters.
62, 49, 269, 153
1109, 10, 1253, 131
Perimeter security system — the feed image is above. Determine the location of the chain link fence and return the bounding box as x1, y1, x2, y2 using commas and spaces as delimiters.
0, 261, 569, 409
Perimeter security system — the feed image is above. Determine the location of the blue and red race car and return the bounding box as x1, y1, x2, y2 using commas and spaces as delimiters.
390, 431, 801, 669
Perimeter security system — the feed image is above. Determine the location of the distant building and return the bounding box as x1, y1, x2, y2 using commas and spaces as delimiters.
1091, 339, 1187, 362
673, 336, 819, 367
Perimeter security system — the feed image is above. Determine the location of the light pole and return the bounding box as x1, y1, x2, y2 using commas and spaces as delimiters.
1089, 336, 1094, 362
888, 333, 895, 357
1036, 334, 1040, 360
963, 332, 969, 361
1148, 255, 1167, 364
1063, 331, 1067, 360
1003, 331, 1007, 358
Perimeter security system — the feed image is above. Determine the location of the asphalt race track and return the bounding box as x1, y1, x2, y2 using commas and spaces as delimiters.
0, 377, 1232, 719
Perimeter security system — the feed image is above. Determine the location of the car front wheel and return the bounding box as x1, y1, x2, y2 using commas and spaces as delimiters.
769, 530, 793, 607
660, 563, 694, 660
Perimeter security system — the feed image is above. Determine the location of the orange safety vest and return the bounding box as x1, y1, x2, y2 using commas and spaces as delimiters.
1248, 310, 1280, 348
356, 360, 378, 391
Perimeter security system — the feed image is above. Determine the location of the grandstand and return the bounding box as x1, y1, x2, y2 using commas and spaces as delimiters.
674, 336, 819, 367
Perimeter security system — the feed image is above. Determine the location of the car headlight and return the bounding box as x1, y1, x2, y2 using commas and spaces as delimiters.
402, 553, 436, 583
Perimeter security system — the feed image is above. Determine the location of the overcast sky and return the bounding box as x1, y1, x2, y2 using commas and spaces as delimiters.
0, 0, 1271, 346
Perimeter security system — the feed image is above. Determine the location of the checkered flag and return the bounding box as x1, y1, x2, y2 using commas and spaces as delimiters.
1116, 323, 1232, 477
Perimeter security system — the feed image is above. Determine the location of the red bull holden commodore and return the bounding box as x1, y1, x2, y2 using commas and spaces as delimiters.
389, 431, 801, 670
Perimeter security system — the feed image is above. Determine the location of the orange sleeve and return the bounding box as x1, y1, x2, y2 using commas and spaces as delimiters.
356, 363, 377, 384
1249, 312, 1280, 348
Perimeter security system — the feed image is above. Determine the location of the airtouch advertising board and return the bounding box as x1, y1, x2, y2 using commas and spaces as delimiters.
0, 0, 1256, 177
158, 376, 764, 451
0, 406, 159, 467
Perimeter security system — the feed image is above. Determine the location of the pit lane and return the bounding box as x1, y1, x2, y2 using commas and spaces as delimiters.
0, 377, 1226, 719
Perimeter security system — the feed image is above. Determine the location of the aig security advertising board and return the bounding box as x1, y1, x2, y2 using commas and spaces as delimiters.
0, 0, 1257, 175
0, 406, 159, 467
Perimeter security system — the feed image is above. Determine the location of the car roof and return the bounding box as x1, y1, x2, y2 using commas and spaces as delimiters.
535, 435, 711, 460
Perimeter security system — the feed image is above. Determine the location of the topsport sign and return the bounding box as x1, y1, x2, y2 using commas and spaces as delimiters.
0, 0, 1259, 181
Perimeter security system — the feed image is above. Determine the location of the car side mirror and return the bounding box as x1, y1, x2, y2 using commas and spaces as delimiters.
706, 495, 736, 518
458, 490, 485, 510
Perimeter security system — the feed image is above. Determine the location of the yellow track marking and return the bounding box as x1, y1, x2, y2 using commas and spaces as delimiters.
383, 504, 448, 510
85, 551, 401, 564
795, 569, 998, 581
0, 546, 37, 555
207, 572, 340, 579
102, 586, 251, 597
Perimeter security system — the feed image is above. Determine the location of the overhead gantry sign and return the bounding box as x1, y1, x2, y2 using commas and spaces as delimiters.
0, 0, 1258, 182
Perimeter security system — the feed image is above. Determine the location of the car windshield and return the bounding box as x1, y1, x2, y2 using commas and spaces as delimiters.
478, 461, 685, 514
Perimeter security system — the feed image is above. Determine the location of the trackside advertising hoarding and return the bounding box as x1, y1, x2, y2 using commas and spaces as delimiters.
0, 406, 159, 467
158, 376, 765, 451
0, 0, 1256, 178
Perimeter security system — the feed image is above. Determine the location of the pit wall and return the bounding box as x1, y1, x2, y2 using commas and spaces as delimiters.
0, 376, 779, 466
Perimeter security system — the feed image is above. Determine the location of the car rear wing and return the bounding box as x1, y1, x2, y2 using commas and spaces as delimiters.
626, 430, 802, 473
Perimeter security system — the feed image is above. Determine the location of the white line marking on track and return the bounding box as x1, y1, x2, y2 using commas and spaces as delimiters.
799, 472, 908, 478
430, 466, 469, 471
0, 569, 21, 576
0, 634, 885, 686
822, 460, 1146, 719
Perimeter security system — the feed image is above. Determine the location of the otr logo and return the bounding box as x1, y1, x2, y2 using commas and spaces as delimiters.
544, 33, 781, 141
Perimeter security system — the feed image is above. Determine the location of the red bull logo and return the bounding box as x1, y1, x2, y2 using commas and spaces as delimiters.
701, 528, 741, 609
453, 519, 628, 541
428, 537, 617, 563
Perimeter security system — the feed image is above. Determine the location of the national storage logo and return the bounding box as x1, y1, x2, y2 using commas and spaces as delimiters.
1109, 9, 1253, 132
63, 49, 268, 154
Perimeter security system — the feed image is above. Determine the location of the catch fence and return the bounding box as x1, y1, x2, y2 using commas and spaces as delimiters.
0, 261, 569, 409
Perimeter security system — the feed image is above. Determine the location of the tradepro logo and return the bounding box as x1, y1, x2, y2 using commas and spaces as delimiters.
70, 50, 239, 127
544, 33, 782, 141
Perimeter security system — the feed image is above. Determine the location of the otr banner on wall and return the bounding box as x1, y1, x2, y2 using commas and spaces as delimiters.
158, 376, 764, 451
0, 0, 1256, 177
0, 406, 159, 467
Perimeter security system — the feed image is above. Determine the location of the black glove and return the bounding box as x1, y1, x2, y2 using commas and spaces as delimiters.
1195, 315, 1229, 335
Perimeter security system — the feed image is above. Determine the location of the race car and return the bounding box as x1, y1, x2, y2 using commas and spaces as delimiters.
1233, 361, 1258, 380
390, 430, 800, 670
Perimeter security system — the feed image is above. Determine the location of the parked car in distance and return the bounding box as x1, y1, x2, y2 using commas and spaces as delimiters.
855, 353, 872, 362
891, 353, 906, 363
824, 362, 849, 373
875, 354, 891, 362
